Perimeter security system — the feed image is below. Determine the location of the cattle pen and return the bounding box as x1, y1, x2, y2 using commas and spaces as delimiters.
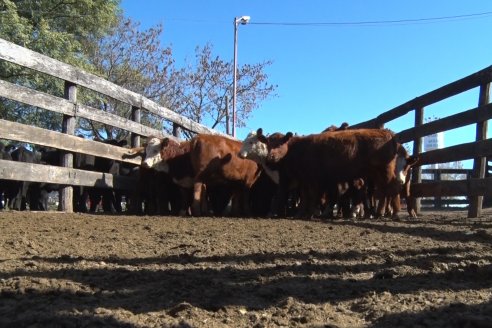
1, 37, 492, 218
0, 37, 229, 213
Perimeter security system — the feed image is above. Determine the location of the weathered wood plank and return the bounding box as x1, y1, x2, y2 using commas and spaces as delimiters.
0, 79, 167, 139
421, 168, 471, 175
396, 103, 492, 143
411, 177, 492, 198
0, 37, 228, 137
141, 97, 229, 136
0, 119, 142, 165
0, 159, 136, 190
417, 138, 492, 166
0, 79, 74, 115
352, 65, 492, 128
76, 103, 171, 140
0, 38, 140, 105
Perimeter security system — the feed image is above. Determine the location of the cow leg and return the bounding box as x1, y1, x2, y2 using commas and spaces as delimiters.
177, 187, 192, 216
230, 191, 241, 217
406, 195, 417, 218
296, 183, 318, 219
114, 191, 123, 213
234, 186, 251, 217
375, 188, 387, 219
192, 181, 205, 216
293, 185, 308, 218
88, 188, 102, 212
270, 181, 289, 217
390, 193, 401, 219
10, 181, 28, 210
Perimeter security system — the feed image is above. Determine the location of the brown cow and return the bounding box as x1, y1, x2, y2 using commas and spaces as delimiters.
322, 122, 349, 133
128, 136, 193, 215
239, 129, 298, 216
266, 128, 416, 219
190, 134, 261, 216
381, 143, 419, 218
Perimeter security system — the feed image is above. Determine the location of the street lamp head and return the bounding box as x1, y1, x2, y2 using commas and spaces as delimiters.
236, 16, 251, 25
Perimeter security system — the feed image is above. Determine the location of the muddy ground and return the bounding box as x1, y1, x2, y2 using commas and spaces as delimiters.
0, 209, 491, 328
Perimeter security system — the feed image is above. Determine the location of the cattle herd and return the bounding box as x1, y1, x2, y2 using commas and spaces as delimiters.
127, 123, 419, 219
0, 138, 133, 213
0, 124, 419, 219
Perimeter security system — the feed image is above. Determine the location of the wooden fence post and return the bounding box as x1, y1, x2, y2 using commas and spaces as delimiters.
131, 106, 141, 148
468, 82, 490, 217
434, 169, 442, 209
60, 81, 77, 212
411, 106, 424, 215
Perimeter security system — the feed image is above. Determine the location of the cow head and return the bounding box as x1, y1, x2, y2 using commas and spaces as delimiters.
394, 145, 419, 185
267, 132, 293, 163
140, 136, 169, 172
238, 128, 269, 162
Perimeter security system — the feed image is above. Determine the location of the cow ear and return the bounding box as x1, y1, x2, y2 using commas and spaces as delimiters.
117, 140, 128, 147
278, 132, 293, 145
339, 122, 349, 130
408, 155, 419, 167
257, 128, 263, 136
161, 138, 170, 148
257, 134, 268, 144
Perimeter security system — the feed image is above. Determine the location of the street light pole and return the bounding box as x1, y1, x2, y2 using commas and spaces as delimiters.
232, 15, 250, 138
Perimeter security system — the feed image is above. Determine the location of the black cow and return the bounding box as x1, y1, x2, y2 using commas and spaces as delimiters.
87, 139, 129, 213
0, 143, 14, 210
6, 146, 37, 210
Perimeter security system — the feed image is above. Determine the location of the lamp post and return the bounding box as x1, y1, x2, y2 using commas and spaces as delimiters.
232, 15, 250, 138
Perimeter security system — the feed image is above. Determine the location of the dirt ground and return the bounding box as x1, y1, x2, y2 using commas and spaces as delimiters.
0, 209, 491, 328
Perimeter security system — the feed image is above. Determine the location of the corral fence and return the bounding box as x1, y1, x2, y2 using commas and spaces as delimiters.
0, 38, 229, 213
420, 168, 472, 209
2, 37, 492, 218
352, 65, 492, 218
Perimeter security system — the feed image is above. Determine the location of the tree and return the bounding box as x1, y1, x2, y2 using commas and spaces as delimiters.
0, 0, 121, 130
0, 2, 277, 140
176, 44, 276, 137
80, 18, 177, 140
83, 21, 277, 140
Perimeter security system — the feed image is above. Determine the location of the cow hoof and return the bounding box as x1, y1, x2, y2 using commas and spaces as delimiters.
408, 210, 417, 218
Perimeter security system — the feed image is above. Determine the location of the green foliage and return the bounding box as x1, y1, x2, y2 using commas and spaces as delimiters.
0, 0, 120, 63
78, 18, 176, 140
0, 0, 120, 131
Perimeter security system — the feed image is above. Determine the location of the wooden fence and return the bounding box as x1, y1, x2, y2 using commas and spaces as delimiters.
2, 37, 492, 218
0, 38, 229, 212
352, 66, 492, 218
419, 168, 472, 209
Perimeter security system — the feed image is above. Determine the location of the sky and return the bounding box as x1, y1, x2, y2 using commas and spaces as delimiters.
121, 1, 492, 166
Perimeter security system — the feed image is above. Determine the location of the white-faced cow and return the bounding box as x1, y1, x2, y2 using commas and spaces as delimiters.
239, 129, 297, 216
128, 136, 193, 215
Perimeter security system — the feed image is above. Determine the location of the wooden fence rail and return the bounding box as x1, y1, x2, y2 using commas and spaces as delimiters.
0, 37, 230, 212
352, 66, 492, 218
